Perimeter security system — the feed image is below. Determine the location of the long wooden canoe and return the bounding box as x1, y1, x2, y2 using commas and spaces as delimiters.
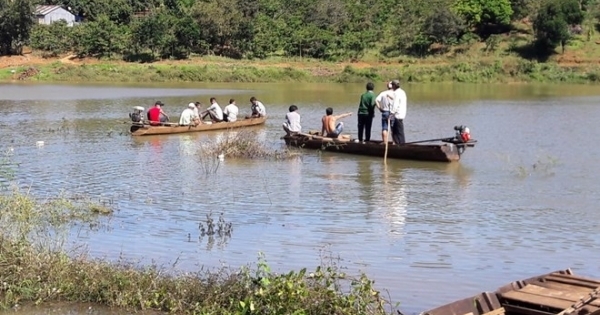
420, 269, 600, 315
282, 133, 476, 163
129, 117, 267, 136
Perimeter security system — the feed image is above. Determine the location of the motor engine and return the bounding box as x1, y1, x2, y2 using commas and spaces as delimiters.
454, 125, 471, 142
129, 106, 145, 123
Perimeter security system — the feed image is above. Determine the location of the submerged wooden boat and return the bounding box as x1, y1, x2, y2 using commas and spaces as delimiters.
421, 269, 600, 315
282, 132, 476, 163
129, 116, 267, 136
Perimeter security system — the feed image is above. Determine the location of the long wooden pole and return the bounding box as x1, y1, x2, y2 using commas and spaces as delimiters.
404, 137, 453, 145
384, 117, 390, 164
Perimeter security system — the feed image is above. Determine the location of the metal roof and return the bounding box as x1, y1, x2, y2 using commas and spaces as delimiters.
34, 5, 64, 16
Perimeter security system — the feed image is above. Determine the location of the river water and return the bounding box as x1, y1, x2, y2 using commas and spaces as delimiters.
1, 82, 600, 314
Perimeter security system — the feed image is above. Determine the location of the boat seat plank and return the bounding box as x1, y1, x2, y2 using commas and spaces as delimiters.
503, 304, 557, 315
545, 274, 600, 286
501, 290, 578, 309
482, 307, 505, 315
517, 285, 600, 307
533, 280, 595, 293
544, 275, 600, 289
548, 273, 600, 282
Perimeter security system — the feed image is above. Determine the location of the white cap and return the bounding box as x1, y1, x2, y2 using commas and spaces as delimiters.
387, 82, 392, 89
134, 106, 144, 111
188, 103, 196, 108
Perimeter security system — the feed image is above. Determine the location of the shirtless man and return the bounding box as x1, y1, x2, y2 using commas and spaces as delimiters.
321, 107, 352, 138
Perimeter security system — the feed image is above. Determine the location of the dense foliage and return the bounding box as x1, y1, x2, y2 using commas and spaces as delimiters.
0, 0, 596, 60
533, 0, 585, 52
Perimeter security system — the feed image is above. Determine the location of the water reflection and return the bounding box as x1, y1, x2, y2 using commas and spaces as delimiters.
382, 163, 408, 237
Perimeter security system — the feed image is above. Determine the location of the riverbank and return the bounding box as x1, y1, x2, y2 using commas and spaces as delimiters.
1, 53, 600, 84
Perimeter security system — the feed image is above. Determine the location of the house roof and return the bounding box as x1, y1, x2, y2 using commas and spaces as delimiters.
34, 5, 65, 16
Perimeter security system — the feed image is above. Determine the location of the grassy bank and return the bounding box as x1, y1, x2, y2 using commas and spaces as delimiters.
3, 19, 600, 84
2, 55, 600, 84
0, 190, 394, 314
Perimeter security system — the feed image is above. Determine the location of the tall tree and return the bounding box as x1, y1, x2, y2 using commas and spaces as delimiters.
533, 0, 584, 52
0, 0, 36, 55
71, 15, 126, 57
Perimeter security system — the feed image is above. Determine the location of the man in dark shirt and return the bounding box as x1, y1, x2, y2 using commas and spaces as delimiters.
356, 82, 376, 143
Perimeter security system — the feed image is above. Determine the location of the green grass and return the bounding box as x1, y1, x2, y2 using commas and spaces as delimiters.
5, 28, 600, 84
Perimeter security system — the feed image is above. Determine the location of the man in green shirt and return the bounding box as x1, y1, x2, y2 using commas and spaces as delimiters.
356, 82, 376, 143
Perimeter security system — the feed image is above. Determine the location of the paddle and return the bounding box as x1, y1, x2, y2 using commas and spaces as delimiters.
403, 137, 454, 145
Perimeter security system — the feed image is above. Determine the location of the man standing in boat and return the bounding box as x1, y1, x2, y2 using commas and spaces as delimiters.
356, 82, 376, 143
147, 101, 169, 126
390, 79, 407, 145
321, 107, 352, 138
375, 82, 394, 144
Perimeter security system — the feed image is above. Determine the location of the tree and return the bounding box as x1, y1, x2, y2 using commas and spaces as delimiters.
71, 15, 126, 57
533, 0, 584, 53
423, 6, 466, 45
129, 10, 172, 58
0, 0, 36, 55
29, 21, 73, 57
453, 0, 513, 27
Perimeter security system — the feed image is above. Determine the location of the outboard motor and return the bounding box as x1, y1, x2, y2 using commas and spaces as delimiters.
454, 125, 471, 143
129, 106, 145, 123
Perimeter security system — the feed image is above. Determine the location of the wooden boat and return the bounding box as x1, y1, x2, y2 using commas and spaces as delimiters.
420, 269, 600, 315
129, 116, 267, 136
282, 132, 476, 163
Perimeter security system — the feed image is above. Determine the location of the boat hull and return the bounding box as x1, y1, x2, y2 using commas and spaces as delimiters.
130, 117, 267, 136
282, 134, 466, 163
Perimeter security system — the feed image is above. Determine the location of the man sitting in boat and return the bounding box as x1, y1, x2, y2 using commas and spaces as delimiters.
283, 105, 301, 135
179, 103, 200, 126
321, 107, 352, 139
249, 96, 266, 118
147, 101, 169, 126
223, 99, 239, 122
200, 97, 224, 122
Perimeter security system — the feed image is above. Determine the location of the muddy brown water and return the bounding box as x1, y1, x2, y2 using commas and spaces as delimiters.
1, 82, 600, 314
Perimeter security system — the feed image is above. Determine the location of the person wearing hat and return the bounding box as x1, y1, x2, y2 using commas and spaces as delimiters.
147, 101, 169, 126
375, 82, 394, 144
389, 79, 407, 144
179, 102, 199, 126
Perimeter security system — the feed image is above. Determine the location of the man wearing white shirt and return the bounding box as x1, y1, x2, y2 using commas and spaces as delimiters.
390, 79, 407, 144
223, 99, 239, 122
250, 96, 266, 117
375, 81, 394, 144
179, 103, 198, 126
201, 97, 223, 122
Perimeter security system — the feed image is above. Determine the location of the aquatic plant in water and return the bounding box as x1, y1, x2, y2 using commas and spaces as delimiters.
200, 129, 301, 160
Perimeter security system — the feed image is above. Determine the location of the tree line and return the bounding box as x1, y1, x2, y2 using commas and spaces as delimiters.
0, 0, 596, 60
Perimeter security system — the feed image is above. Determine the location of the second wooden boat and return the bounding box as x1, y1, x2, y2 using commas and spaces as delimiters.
282, 126, 476, 163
